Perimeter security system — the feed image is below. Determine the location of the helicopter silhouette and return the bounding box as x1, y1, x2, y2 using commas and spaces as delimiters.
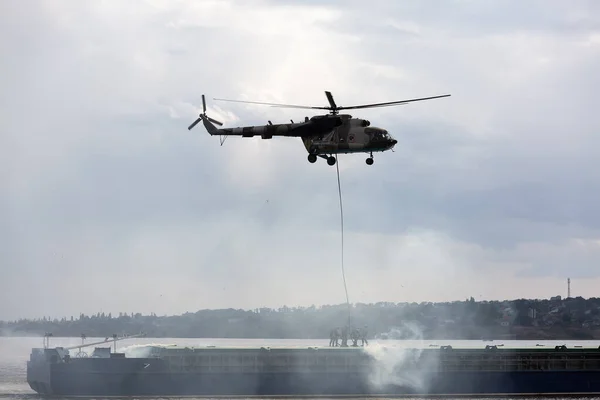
187, 91, 450, 166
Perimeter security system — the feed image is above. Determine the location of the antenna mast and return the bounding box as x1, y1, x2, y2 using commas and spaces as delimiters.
567, 278, 571, 298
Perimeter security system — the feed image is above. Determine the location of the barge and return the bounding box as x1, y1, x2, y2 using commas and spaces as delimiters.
27, 336, 600, 397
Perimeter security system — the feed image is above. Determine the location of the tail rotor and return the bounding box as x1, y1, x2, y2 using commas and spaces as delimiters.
188, 94, 223, 130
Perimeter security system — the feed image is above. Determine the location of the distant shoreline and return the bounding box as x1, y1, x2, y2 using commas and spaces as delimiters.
3, 297, 600, 341
3, 329, 600, 341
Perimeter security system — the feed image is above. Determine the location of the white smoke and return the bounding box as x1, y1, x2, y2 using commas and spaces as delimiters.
118, 343, 177, 358
364, 321, 439, 394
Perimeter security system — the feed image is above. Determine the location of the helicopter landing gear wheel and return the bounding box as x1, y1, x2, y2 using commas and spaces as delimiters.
366, 157, 374, 165
308, 154, 317, 163
327, 156, 336, 166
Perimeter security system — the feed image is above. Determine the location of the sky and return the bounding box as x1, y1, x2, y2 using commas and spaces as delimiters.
1, 0, 600, 321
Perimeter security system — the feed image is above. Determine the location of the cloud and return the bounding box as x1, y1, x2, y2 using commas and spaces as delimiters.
1, 0, 599, 320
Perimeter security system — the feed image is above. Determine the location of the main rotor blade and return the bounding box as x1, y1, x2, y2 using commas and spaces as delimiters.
213, 97, 330, 111
202, 95, 207, 113
338, 94, 451, 111
213, 93, 451, 112
325, 91, 337, 109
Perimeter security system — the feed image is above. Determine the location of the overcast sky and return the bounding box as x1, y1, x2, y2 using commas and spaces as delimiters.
1, 0, 600, 321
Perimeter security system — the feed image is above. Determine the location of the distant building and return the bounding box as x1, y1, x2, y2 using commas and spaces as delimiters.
499, 307, 517, 326
550, 295, 562, 301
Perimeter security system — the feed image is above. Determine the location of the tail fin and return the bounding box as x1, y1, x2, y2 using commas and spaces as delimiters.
202, 118, 221, 135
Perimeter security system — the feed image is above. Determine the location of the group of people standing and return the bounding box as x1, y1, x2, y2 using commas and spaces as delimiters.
329, 325, 368, 347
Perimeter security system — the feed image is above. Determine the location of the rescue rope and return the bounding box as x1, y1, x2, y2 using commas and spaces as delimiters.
335, 154, 351, 323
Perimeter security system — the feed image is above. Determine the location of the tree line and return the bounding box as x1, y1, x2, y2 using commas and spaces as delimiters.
2, 297, 599, 339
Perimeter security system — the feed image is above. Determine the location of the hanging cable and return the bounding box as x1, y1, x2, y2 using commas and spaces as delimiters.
335, 154, 351, 325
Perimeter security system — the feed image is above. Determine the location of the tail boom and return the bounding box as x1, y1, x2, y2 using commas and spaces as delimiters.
217, 122, 314, 139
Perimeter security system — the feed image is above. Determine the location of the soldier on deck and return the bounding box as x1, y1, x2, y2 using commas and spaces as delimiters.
350, 327, 360, 347
340, 326, 348, 347
360, 325, 369, 346
329, 328, 340, 347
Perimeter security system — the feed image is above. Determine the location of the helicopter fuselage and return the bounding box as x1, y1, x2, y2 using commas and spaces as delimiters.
299, 115, 397, 165
301, 114, 397, 156
204, 113, 397, 165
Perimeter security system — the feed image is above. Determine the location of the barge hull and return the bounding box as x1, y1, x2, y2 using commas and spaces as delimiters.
28, 360, 600, 397
27, 344, 600, 397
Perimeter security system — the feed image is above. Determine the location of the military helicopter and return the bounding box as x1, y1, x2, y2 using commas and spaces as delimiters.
187, 91, 450, 166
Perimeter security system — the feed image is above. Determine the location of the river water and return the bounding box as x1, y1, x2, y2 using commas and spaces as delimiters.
2, 337, 600, 399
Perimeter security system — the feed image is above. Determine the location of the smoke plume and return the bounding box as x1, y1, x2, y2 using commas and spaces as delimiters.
364, 321, 440, 394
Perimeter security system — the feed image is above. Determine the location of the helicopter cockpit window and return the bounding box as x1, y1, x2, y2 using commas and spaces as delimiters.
365, 127, 388, 139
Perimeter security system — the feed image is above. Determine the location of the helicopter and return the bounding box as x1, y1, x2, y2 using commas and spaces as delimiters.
187, 91, 450, 166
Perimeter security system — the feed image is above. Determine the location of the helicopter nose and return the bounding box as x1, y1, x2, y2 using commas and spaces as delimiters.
391, 139, 398, 146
